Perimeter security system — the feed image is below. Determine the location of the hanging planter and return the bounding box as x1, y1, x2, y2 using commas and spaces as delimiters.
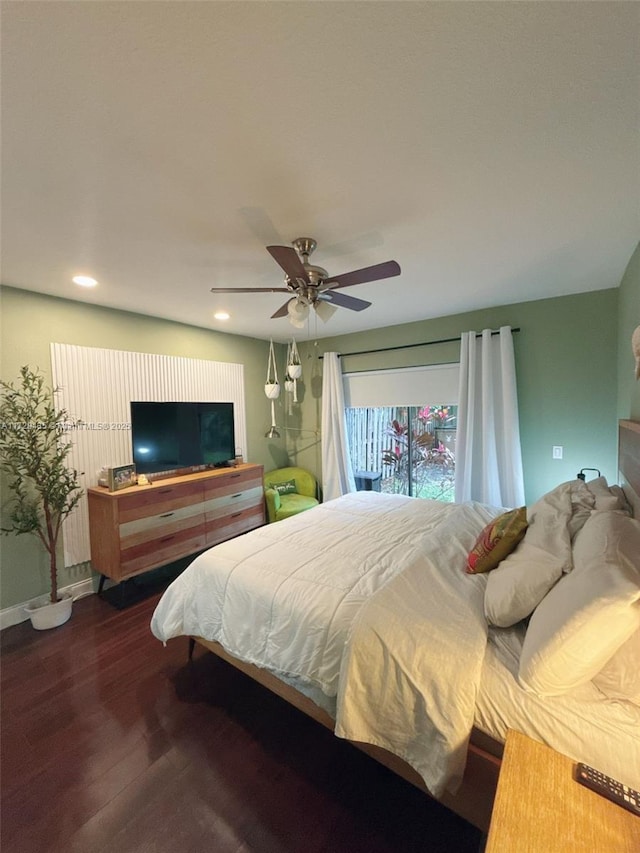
264, 339, 281, 438
282, 342, 295, 414
285, 338, 302, 403
264, 338, 281, 399
287, 338, 302, 380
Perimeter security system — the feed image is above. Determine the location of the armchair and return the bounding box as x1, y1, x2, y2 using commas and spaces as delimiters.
264, 466, 319, 523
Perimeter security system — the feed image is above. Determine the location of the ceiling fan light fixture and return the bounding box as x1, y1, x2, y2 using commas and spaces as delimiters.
314, 300, 338, 323
287, 297, 310, 328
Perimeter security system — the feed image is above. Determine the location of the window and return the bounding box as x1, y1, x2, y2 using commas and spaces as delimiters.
343, 362, 459, 502
346, 404, 457, 501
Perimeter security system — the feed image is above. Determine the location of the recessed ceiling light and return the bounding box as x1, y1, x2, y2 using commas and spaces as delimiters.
214, 311, 230, 321
72, 275, 98, 288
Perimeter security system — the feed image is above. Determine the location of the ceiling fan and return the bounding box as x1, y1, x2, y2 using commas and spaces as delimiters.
210, 237, 401, 328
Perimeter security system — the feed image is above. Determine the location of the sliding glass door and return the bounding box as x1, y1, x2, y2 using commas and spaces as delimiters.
346, 404, 457, 501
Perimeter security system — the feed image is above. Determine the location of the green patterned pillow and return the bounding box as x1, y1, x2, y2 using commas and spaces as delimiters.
466, 506, 528, 574
272, 478, 297, 496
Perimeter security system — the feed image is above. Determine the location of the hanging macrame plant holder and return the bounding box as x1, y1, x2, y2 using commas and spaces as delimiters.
283, 343, 295, 415
285, 338, 302, 403
264, 339, 280, 437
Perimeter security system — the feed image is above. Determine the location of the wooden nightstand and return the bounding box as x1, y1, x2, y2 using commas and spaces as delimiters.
485, 729, 640, 852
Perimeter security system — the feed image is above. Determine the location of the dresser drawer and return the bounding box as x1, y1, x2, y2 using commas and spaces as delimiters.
205, 504, 264, 546
203, 485, 264, 520
120, 523, 206, 577
118, 480, 204, 524
204, 468, 263, 498
119, 503, 205, 550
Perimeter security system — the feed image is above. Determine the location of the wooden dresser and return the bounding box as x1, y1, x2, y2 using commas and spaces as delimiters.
88, 463, 265, 583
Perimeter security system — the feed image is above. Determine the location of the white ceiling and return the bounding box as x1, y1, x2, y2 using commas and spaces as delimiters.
2, 2, 638, 343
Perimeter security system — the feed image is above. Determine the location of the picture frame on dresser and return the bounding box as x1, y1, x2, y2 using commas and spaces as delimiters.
108, 463, 137, 491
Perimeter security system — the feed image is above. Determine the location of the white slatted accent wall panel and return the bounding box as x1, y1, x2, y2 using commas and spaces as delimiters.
51, 344, 246, 567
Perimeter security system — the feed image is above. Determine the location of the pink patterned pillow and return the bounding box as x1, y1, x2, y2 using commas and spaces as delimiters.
466, 507, 528, 574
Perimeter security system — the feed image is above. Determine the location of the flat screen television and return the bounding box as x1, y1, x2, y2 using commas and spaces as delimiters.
130, 401, 235, 474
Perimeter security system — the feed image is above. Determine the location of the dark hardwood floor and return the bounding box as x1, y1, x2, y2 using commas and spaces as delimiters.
1, 590, 482, 852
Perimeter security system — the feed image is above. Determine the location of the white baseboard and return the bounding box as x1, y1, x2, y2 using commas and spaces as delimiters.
1, 577, 96, 631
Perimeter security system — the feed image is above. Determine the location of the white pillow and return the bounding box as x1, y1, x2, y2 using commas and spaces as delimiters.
610, 485, 633, 516
567, 478, 595, 541
592, 629, 640, 705
586, 476, 631, 514
484, 482, 573, 628
518, 511, 640, 696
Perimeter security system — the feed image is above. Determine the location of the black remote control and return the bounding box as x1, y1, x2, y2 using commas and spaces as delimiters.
575, 763, 640, 816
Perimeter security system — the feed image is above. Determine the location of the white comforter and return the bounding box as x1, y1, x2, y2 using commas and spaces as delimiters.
151, 491, 501, 797
335, 501, 497, 797
151, 491, 457, 696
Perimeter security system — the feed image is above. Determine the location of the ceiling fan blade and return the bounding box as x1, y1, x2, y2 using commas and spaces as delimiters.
210, 287, 290, 293
271, 299, 293, 319
266, 245, 309, 283
323, 260, 401, 290
321, 290, 371, 312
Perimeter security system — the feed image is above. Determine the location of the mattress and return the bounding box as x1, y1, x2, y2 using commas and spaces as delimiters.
151, 491, 458, 696
475, 624, 640, 790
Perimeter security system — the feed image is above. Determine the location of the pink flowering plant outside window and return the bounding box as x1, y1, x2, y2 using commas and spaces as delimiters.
347, 404, 457, 501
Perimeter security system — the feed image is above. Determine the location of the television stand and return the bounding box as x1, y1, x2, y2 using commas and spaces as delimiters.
87, 463, 265, 587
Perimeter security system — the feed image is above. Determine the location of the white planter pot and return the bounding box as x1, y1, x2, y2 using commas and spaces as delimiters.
264, 382, 280, 399
24, 592, 73, 630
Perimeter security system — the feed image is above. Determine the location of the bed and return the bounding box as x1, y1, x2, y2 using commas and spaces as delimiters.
151, 419, 640, 832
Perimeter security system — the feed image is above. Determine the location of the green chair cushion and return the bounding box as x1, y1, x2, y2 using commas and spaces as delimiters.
275, 493, 319, 521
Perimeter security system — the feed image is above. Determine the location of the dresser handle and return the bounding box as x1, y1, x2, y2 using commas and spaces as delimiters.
230, 473, 241, 479
160, 535, 175, 543
159, 512, 174, 518
231, 493, 242, 499
231, 512, 242, 518
158, 488, 173, 494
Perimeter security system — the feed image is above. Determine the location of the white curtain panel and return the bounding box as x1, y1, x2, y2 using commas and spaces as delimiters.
454, 327, 525, 508
321, 352, 356, 501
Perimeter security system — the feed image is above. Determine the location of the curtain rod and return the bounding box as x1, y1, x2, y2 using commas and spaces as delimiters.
318, 327, 520, 359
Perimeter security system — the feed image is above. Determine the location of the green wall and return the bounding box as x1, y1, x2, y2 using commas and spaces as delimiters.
290, 289, 620, 507
0, 286, 289, 609
617, 242, 640, 420
0, 276, 630, 612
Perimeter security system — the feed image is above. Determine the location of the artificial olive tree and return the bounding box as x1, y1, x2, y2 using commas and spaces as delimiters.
0, 366, 83, 603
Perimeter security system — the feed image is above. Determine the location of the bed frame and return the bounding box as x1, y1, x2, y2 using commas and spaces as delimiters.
190, 634, 503, 830
190, 419, 640, 833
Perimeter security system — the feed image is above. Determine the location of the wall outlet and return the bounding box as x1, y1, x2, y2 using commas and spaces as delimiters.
552, 446, 563, 460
